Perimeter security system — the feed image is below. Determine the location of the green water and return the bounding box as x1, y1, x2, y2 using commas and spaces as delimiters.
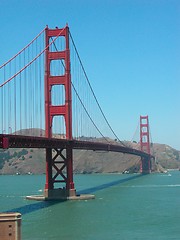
0, 171, 179, 239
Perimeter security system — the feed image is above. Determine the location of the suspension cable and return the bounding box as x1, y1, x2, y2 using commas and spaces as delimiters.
0, 27, 66, 88
51, 38, 109, 141
0, 27, 46, 69
131, 119, 140, 142
69, 31, 126, 146
71, 82, 109, 141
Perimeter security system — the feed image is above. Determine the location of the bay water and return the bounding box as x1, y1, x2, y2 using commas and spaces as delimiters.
0, 171, 179, 239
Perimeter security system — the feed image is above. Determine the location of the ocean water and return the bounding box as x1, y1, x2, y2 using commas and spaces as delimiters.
0, 171, 179, 239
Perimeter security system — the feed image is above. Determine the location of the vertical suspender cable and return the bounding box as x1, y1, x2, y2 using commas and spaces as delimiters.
69, 31, 126, 146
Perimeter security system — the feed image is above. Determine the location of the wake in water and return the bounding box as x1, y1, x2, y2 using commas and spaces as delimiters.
160, 173, 172, 177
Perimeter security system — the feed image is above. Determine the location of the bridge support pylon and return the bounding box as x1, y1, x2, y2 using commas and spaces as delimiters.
140, 115, 151, 174
140, 156, 151, 174
44, 25, 76, 200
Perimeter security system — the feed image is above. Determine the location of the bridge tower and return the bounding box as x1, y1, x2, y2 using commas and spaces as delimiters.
140, 115, 151, 174
44, 25, 76, 199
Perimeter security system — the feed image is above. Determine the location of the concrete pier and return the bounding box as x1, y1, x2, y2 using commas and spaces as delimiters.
26, 188, 95, 201
26, 194, 95, 201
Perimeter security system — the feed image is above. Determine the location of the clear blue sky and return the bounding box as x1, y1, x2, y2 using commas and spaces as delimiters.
0, 0, 179, 150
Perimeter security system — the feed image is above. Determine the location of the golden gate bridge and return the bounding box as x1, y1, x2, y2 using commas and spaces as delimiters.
0, 25, 154, 200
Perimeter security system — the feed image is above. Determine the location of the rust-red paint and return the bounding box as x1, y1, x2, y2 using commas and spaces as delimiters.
140, 115, 151, 174
44, 25, 74, 191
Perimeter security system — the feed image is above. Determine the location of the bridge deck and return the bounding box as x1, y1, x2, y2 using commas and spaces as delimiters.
0, 134, 151, 158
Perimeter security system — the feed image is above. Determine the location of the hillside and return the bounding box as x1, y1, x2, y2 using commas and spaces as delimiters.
0, 137, 179, 174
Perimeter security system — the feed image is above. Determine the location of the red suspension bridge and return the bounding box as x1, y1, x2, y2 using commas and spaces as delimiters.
0, 25, 154, 200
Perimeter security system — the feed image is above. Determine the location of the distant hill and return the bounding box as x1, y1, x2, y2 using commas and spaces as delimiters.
0, 130, 179, 174
14, 128, 46, 137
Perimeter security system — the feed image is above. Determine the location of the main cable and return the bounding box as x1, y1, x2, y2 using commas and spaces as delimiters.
0, 27, 46, 69
69, 31, 126, 146
51, 38, 109, 141
0, 27, 66, 88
